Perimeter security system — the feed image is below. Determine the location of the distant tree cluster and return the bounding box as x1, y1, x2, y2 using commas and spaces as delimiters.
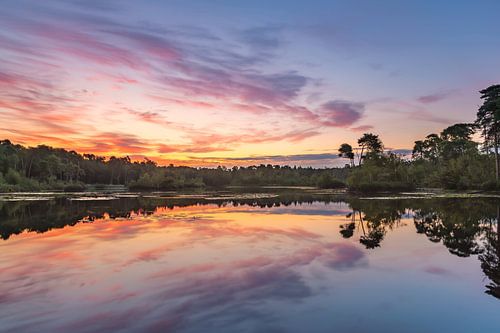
337, 84, 500, 191
0, 140, 347, 192
338, 133, 413, 191
408, 122, 493, 189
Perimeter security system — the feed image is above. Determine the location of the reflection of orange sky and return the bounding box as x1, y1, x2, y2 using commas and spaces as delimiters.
0, 203, 411, 275
0, 203, 482, 332
2, 203, 358, 278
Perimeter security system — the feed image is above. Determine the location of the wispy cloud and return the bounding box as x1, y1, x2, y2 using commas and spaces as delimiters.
417, 90, 457, 104
199, 153, 340, 162
1, 1, 452, 165
186, 152, 344, 167
351, 125, 374, 132
408, 110, 455, 125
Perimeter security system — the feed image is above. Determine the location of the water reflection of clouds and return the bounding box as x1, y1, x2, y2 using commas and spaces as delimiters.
423, 265, 456, 277
59, 243, 365, 332
0, 205, 367, 332
231, 208, 352, 216
222, 202, 352, 217
3, 198, 500, 332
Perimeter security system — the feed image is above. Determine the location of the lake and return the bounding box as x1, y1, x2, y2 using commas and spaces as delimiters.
1, 190, 499, 332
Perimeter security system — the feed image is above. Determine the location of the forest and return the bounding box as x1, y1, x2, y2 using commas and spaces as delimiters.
0, 141, 347, 192
0, 84, 499, 193
340, 84, 500, 191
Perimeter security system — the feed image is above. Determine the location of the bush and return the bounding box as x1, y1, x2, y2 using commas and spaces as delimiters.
64, 184, 86, 192
5, 169, 22, 185
317, 173, 346, 189
346, 154, 417, 193
481, 180, 500, 191
348, 180, 415, 193
0, 183, 18, 192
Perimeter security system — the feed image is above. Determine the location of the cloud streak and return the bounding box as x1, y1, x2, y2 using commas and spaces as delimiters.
417, 91, 457, 104
0, 0, 470, 166
0, 1, 373, 161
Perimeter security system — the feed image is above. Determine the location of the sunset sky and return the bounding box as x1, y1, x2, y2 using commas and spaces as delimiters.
1, 0, 499, 167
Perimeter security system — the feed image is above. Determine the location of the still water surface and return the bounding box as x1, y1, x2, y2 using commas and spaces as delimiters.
1, 192, 499, 332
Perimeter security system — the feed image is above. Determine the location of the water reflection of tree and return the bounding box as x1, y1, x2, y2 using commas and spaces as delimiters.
413, 200, 487, 257
342, 197, 500, 300
4, 194, 500, 301
340, 199, 406, 249
0, 191, 345, 240
479, 206, 500, 299
0, 198, 153, 239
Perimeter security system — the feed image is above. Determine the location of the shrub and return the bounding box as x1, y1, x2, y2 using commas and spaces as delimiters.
348, 180, 415, 193
5, 169, 22, 185
64, 184, 86, 192
481, 180, 500, 191
317, 173, 346, 189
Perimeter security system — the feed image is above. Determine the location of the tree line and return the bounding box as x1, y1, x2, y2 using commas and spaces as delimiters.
337, 84, 500, 191
1, 84, 499, 193
0, 140, 347, 192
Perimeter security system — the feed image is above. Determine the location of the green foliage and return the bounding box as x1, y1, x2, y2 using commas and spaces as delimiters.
347, 133, 415, 192
423, 149, 493, 190
358, 133, 383, 164
347, 154, 415, 192
316, 173, 345, 189
358, 133, 383, 153
338, 143, 355, 167
63, 184, 86, 192
476, 84, 500, 180
426, 153, 494, 190
128, 169, 204, 190
344, 120, 498, 192
338, 133, 384, 167
406, 121, 494, 190
0, 139, 353, 192
412, 134, 442, 161
476, 85, 500, 143
5, 169, 22, 185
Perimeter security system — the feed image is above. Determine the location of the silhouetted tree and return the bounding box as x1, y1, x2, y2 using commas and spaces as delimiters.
357, 133, 383, 165
421, 134, 442, 161
479, 207, 500, 299
440, 123, 476, 160
412, 140, 425, 159
338, 143, 355, 167
476, 84, 500, 181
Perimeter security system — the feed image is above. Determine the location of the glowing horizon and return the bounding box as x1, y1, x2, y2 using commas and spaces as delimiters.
1, 1, 498, 167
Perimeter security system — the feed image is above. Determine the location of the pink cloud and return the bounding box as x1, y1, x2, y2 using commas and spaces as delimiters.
319, 100, 364, 127
0, 5, 371, 162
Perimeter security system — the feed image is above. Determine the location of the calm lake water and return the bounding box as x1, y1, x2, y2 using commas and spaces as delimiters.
1, 191, 500, 332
